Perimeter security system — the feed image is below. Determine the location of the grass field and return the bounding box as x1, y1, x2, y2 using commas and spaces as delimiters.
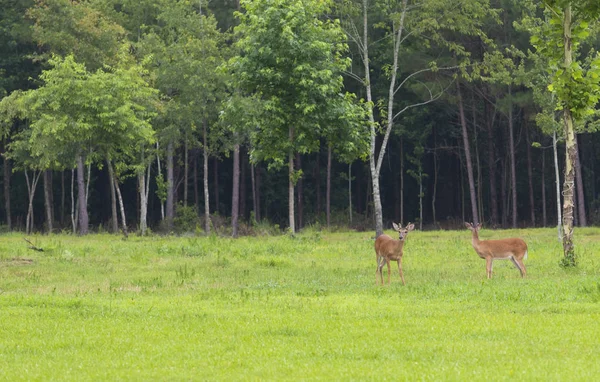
1, 227, 599, 380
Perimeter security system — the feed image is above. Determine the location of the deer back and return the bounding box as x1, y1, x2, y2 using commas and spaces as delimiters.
474, 237, 528, 259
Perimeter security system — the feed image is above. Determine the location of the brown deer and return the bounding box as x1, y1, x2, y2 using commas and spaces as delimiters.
464, 222, 528, 279
374, 222, 415, 285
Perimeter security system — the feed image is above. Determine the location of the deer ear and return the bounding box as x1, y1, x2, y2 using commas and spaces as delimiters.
392, 222, 400, 231
477, 223, 482, 229
406, 223, 415, 231
464, 222, 471, 229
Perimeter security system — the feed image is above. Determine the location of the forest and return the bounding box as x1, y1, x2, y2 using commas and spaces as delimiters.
1, 0, 599, 250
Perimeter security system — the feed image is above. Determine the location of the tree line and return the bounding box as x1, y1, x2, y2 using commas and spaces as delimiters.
1, 0, 600, 263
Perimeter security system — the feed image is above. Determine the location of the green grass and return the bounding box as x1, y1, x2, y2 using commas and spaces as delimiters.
1, 228, 599, 380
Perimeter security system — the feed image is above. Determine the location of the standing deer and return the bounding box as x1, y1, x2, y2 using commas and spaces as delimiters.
374, 222, 415, 285
464, 222, 528, 279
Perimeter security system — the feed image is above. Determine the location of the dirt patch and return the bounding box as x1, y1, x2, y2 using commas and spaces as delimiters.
3, 258, 34, 265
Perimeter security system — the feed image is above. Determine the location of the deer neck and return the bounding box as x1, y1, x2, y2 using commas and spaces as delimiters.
471, 231, 481, 248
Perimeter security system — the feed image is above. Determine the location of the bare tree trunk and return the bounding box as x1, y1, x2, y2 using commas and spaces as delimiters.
486, 99, 498, 226
507, 86, 517, 228
213, 158, 219, 214
203, 119, 211, 234
61, 171, 65, 227
24, 170, 42, 234
240, 147, 247, 220
156, 143, 165, 220
251, 162, 258, 223
138, 152, 151, 236
316, 150, 322, 216
194, 150, 199, 213
348, 163, 353, 225
166, 140, 175, 230
114, 175, 128, 238
43, 170, 53, 233
542, 150, 547, 227
456, 81, 479, 225
71, 169, 76, 233
526, 125, 535, 227
296, 153, 303, 229
326, 144, 332, 228
432, 149, 438, 227
553, 130, 562, 239
232, 142, 240, 238
400, 137, 404, 225
561, 5, 576, 265
184, 137, 189, 207
3, 155, 11, 230
288, 127, 296, 233
255, 164, 261, 222
574, 135, 586, 226
76, 154, 88, 235
107, 158, 118, 233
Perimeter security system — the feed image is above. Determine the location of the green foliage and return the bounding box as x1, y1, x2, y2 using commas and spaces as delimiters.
232, 0, 354, 166
0, 229, 599, 379
525, 3, 600, 120
7, 52, 158, 171
173, 203, 201, 233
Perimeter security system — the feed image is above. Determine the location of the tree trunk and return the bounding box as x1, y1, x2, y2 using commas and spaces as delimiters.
561, 5, 576, 266
326, 144, 332, 228
553, 129, 562, 240
194, 150, 199, 213
240, 147, 247, 220
574, 135, 586, 226
76, 154, 88, 235
316, 150, 322, 216
139, 153, 151, 236
43, 170, 53, 233
507, 86, 517, 228
213, 158, 219, 214
156, 143, 165, 221
288, 127, 296, 233
456, 81, 479, 226
486, 99, 499, 226
61, 171, 65, 227
400, 137, 404, 225
364, 0, 408, 237
203, 119, 211, 234
251, 162, 258, 223
255, 164, 261, 222
71, 169, 76, 233
542, 150, 547, 227
296, 153, 303, 229
184, 137, 189, 207
232, 142, 240, 238
348, 164, 353, 225
113, 173, 128, 238
107, 158, 118, 233
432, 148, 438, 227
3, 155, 11, 230
526, 125, 535, 227
166, 140, 175, 230
24, 170, 42, 235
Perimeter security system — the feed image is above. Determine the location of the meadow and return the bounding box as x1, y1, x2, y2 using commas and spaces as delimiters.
0, 227, 599, 380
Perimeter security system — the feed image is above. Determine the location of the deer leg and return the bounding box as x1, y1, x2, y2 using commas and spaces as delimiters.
386, 259, 391, 285
376, 255, 384, 285
397, 258, 405, 286
511, 257, 527, 278
486, 257, 493, 279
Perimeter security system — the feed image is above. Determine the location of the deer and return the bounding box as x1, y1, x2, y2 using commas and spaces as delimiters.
374, 222, 415, 285
464, 222, 528, 279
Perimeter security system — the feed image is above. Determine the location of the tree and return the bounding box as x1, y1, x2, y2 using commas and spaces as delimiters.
9, 53, 156, 235
340, 0, 499, 236
232, 0, 355, 233
527, 0, 600, 265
